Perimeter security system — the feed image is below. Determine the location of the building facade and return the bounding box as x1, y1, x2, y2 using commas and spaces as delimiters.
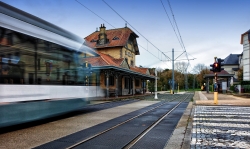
241, 30, 250, 81
84, 24, 155, 97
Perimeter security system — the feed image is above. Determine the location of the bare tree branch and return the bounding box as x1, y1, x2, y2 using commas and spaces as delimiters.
192, 63, 208, 74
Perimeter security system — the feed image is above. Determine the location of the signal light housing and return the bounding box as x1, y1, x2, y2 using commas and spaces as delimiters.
210, 58, 224, 72
217, 58, 224, 72
210, 63, 214, 72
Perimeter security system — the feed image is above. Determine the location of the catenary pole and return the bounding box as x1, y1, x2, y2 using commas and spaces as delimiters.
172, 48, 175, 94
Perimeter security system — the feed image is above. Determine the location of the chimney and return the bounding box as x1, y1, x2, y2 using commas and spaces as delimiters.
100, 24, 106, 34
98, 24, 108, 45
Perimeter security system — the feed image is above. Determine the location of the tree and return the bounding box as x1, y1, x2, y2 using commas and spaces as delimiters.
196, 68, 210, 87
192, 63, 207, 74
237, 66, 243, 83
175, 61, 188, 73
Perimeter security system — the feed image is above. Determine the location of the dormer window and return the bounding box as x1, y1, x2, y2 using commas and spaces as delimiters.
113, 36, 119, 40
91, 39, 97, 42
130, 60, 134, 67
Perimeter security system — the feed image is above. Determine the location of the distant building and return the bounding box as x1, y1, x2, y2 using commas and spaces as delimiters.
222, 53, 242, 83
240, 30, 250, 81
204, 54, 241, 92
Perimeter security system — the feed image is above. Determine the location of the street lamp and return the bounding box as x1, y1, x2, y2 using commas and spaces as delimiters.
82, 61, 92, 86
154, 68, 158, 99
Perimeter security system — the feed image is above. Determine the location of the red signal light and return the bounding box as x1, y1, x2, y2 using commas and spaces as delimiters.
215, 63, 218, 67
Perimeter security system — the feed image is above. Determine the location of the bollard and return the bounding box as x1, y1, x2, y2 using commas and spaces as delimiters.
214, 92, 218, 104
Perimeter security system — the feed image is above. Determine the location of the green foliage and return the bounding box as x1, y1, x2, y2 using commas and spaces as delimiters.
241, 81, 250, 85
209, 85, 213, 91
229, 85, 234, 91
243, 85, 250, 93
157, 87, 162, 91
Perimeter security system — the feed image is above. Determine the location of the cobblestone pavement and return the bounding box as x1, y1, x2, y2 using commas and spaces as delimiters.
191, 106, 250, 149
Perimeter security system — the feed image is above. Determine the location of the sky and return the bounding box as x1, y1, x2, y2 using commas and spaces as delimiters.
1, 0, 250, 72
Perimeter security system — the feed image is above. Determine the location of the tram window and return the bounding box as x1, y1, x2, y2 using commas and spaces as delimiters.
37, 59, 40, 70
0, 27, 98, 86
44, 41, 50, 51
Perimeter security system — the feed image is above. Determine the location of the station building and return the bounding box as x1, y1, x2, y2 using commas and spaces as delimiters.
83, 24, 155, 97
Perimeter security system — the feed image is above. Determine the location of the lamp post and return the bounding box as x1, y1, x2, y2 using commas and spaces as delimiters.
147, 80, 149, 92
154, 68, 158, 99
82, 61, 92, 97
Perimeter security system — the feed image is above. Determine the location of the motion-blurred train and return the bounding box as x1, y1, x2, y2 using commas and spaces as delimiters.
0, 2, 103, 128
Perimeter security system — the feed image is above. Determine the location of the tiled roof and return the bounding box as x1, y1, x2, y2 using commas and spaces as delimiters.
82, 52, 124, 67
223, 54, 240, 65
81, 56, 107, 67
98, 52, 124, 67
130, 66, 149, 75
84, 27, 138, 49
82, 52, 151, 75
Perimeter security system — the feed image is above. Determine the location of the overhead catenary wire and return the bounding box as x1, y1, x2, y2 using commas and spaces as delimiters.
161, 0, 191, 64
102, 0, 171, 61
75, 0, 170, 67
161, 0, 193, 73
160, 0, 184, 50
75, 0, 116, 29
167, 0, 190, 67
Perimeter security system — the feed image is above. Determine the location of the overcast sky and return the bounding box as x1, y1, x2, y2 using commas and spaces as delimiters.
2, 0, 250, 72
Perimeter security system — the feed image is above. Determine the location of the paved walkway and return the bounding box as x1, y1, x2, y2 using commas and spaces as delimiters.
195, 91, 250, 106
190, 91, 250, 149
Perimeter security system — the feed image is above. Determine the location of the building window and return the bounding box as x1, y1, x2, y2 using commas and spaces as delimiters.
91, 39, 97, 42
125, 58, 128, 63
105, 75, 114, 86
135, 79, 139, 86
125, 77, 129, 89
112, 36, 119, 40
131, 60, 134, 67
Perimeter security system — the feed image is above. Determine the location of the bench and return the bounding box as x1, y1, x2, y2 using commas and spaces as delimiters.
135, 88, 142, 94
108, 89, 116, 97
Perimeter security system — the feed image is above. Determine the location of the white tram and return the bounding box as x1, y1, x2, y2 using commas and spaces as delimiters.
0, 2, 103, 128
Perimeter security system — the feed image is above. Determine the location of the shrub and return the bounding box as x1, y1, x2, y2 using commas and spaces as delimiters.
243, 85, 250, 93
229, 86, 234, 91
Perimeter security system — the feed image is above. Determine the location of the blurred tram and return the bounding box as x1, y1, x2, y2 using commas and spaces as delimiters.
0, 2, 103, 128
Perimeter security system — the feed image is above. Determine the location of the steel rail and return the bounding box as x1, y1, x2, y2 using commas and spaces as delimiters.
66, 94, 189, 149
123, 93, 192, 149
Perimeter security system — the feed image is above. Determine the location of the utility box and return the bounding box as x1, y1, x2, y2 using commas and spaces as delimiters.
222, 82, 227, 94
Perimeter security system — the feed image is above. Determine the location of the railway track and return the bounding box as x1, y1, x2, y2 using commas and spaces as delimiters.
35, 93, 193, 149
